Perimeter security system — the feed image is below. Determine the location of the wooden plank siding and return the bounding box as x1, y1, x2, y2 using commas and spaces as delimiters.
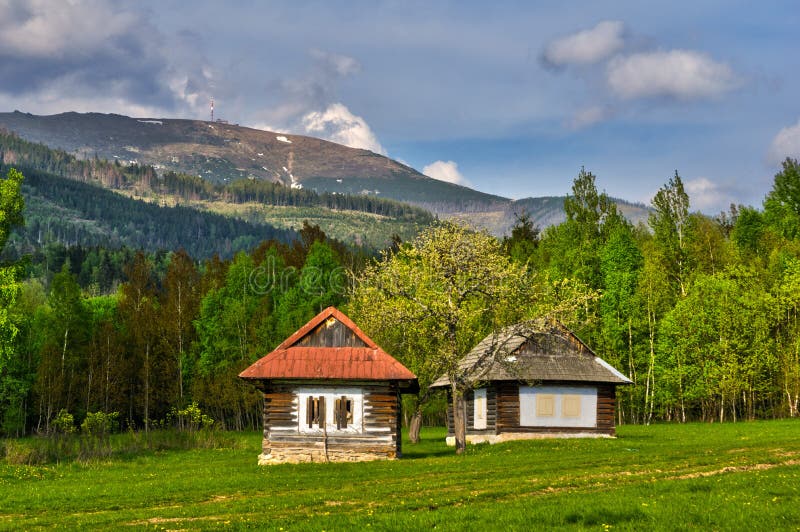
446, 381, 619, 437
260, 380, 402, 460
294, 318, 368, 348
596, 383, 616, 435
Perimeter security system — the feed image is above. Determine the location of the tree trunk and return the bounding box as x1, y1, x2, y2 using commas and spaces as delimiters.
452, 388, 466, 455
144, 342, 150, 435
408, 409, 423, 444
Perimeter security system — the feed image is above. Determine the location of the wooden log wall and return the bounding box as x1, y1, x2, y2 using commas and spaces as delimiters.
596, 383, 616, 435
445, 385, 501, 435
497, 381, 618, 435
495, 382, 520, 432
446, 381, 619, 437
259, 380, 403, 463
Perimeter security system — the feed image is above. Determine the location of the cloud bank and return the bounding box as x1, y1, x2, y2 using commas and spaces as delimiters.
542, 20, 625, 67
683, 177, 730, 212
607, 50, 738, 100
0, 0, 212, 115
423, 160, 469, 186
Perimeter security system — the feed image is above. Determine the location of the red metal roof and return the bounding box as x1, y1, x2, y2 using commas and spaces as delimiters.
239, 307, 417, 382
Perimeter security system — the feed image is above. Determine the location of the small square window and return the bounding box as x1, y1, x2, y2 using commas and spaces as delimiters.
536, 394, 555, 417
562, 395, 581, 418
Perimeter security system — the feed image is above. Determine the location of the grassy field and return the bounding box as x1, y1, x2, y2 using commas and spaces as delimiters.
2, 421, 799, 530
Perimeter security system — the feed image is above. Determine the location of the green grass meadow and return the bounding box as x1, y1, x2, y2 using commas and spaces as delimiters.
2, 421, 800, 530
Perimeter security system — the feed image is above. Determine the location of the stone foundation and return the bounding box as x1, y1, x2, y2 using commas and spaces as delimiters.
445, 432, 613, 446
257, 447, 397, 465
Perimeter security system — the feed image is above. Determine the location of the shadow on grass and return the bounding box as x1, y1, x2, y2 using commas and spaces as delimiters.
564, 507, 647, 527
402, 445, 453, 459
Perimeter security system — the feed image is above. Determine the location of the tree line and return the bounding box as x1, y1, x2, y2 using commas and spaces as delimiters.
2, 159, 800, 439
507, 163, 800, 423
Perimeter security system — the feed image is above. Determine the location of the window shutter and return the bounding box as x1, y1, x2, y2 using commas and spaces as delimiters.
318, 396, 326, 427
339, 396, 348, 429
306, 396, 314, 428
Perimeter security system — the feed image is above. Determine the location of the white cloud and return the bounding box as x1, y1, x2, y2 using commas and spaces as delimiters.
301, 103, 385, 154
542, 21, 625, 67
607, 50, 738, 99
568, 105, 614, 130
422, 160, 469, 186
684, 177, 735, 213
0, 91, 165, 119
768, 119, 800, 165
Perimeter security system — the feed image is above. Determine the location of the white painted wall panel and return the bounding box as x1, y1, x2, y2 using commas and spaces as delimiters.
473, 388, 487, 429
519, 386, 597, 428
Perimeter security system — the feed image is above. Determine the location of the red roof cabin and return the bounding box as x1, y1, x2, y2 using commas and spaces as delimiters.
239, 307, 418, 464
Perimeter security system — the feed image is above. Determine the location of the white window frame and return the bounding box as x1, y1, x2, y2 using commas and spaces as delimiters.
297, 387, 363, 434
473, 388, 487, 429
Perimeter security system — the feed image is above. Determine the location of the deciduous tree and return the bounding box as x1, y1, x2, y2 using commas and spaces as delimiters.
352, 221, 559, 453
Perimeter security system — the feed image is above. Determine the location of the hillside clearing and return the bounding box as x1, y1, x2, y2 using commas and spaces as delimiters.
113, 189, 423, 247
1, 420, 799, 530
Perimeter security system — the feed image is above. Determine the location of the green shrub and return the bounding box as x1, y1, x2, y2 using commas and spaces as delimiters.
52, 409, 76, 435
81, 411, 120, 437
167, 402, 214, 432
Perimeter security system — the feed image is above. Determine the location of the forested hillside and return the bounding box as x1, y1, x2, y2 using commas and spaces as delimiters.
0, 130, 434, 249
0, 212, 359, 435
2, 164, 295, 259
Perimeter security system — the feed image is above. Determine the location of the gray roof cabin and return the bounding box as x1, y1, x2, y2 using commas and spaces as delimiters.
430, 321, 631, 444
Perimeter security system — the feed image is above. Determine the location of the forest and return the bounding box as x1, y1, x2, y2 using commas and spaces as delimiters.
2, 164, 295, 259
1, 158, 799, 437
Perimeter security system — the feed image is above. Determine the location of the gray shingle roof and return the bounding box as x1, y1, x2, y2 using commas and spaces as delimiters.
430, 321, 632, 388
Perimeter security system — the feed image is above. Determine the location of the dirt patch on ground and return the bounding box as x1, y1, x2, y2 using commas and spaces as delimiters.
673, 459, 800, 480
127, 515, 223, 526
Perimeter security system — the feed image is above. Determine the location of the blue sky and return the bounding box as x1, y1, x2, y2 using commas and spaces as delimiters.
1, 1, 798, 212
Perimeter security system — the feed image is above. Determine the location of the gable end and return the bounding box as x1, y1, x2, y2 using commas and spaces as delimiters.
293, 317, 369, 348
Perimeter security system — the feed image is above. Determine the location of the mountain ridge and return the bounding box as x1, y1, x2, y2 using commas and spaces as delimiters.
0, 111, 651, 234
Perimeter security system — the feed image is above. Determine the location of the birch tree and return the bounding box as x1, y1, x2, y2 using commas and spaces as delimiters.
650, 171, 692, 298
160, 249, 200, 403
118, 252, 161, 432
